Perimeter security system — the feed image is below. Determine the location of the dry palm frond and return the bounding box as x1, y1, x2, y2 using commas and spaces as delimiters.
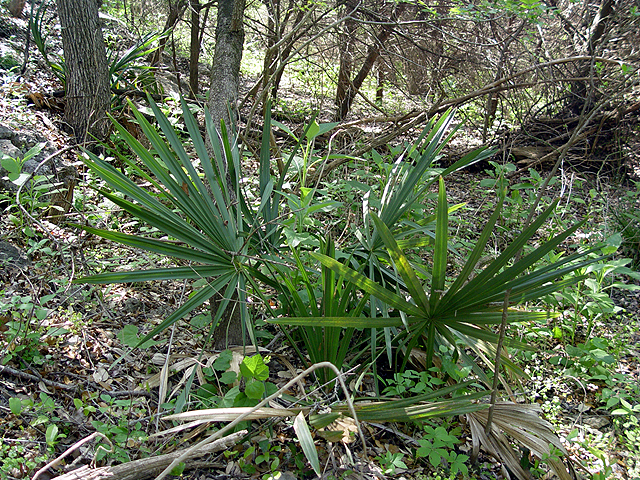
466, 402, 575, 480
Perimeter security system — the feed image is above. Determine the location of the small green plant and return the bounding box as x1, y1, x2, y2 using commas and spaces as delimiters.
548, 248, 636, 345
613, 179, 640, 268
196, 352, 278, 409
376, 451, 408, 475
90, 394, 149, 463
549, 337, 617, 380
1, 143, 44, 186
273, 237, 368, 389
381, 369, 445, 397
0, 443, 49, 479
0, 293, 56, 365
255, 439, 282, 478
416, 424, 468, 476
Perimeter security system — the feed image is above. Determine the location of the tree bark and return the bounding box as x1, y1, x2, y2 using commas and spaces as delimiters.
207, 0, 246, 131
148, 0, 188, 66
334, 3, 405, 121
334, 6, 357, 121
8, 0, 26, 17
205, 0, 247, 349
189, 0, 202, 96
211, 292, 244, 350
568, 0, 616, 114
56, 0, 111, 144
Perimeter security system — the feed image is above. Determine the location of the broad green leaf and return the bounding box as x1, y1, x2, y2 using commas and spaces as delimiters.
240, 355, 269, 381
45, 424, 59, 446
9, 397, 22, 415
272, 119, 299, 142
244, 381, 265, 400
305, 119, 320, 141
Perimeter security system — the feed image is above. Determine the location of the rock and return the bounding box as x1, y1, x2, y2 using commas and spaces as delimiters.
0, 240, 30, 271
155, 71, 190, 99
13, 130, 49, 150
0, 138, 21, 159
583, 415, 610, 429
0, 125, 14, 140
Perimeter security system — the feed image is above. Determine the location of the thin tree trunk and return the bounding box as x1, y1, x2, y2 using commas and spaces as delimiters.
207, 0, 246, 130
56, 0, 111, 144
8, 0, 26, 17
205, 0, 247, 349
334, 7, 357, 121
149, 0, 188, 66
269, 9, 305, 99
375, 60, 383, 105
189, 0, 202, 97
569, 0, 615, 113
335, 4, 405, 121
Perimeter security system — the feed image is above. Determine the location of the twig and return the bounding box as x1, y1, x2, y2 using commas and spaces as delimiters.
0, 364, 154, 399
0, 364, 76, 391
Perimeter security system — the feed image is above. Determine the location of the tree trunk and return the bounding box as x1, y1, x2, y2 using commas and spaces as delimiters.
568, 0, 615, 114
189, 0, 202, 97
334, 4, 405, 121
8, 0, 26, 17
375, 60, 383, 105
334, 8, 357, 121
148, 0, 188, 66
211, 292, 244, 350
205, 0, 247, 349
207, 0, 246, 130
56, 0, 111, 144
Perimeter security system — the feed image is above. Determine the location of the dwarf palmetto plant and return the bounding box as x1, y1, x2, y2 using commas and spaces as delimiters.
272, 237, 369, 388
73, 96, 283, 349
107, 31, 164, 92
350, 109, 493, 258
271, 178, 599, 480
271, 177, 607, 379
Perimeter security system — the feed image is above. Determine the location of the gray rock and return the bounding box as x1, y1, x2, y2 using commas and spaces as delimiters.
0, 139, 21, 159
0, 125, 14, 140
13, 131, 49, 150
22, 154, 53, 176
583, 415, 610, 430
0, 241, 30, 270
155, 71, 190, 99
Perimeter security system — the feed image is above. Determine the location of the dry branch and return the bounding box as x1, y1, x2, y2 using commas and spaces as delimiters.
47, 431, 246, 480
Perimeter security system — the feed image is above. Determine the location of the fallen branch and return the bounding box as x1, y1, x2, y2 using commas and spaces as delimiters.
44, 431, 246, 480
0, 364, 76, 391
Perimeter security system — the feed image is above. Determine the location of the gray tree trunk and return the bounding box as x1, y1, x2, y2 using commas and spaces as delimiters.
56, 0, 111, 144
148, 0, 188, 66
207, 0, 246, 132
205, 0, 247, 350
8, 0, 26, 17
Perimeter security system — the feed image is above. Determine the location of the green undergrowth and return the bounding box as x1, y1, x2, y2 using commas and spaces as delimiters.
1, 98, 639, 480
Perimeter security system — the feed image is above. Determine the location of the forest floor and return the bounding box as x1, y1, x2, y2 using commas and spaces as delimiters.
2, 9, 640, 480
